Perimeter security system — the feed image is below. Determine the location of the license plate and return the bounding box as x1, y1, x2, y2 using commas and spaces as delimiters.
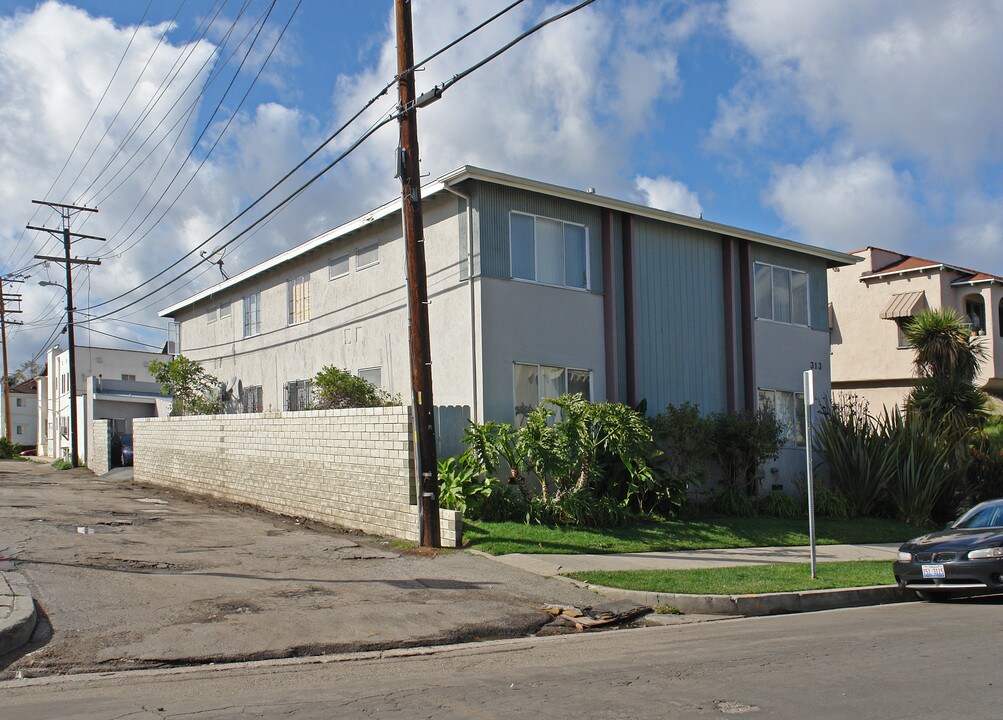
922, 564, 946, 578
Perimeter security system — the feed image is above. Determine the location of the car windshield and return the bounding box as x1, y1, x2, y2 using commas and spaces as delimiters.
954, 502, 1003, 529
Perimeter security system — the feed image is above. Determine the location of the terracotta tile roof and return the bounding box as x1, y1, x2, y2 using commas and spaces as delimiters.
10, 378, 37, 394
859, 245, 1003, 283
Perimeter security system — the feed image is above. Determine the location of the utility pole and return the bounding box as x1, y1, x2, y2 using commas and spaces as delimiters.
395, 0, 440, 547
0, 275, 24, 441
28, 201, 103, 468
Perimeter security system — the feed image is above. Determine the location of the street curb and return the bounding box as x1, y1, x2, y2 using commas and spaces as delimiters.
567, 578, 910, 616
0, 572, 37, 658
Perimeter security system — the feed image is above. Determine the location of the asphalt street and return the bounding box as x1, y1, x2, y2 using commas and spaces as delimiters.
3, 599, 1001, 719
0, 459, 607, 677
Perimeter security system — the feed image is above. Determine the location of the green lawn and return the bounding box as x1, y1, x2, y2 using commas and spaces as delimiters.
568, 561, 895, 595
463, 517, 923, 555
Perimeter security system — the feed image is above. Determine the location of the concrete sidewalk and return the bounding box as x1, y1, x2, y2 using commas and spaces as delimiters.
488, 543, 902, 577
0, 572, 36, 658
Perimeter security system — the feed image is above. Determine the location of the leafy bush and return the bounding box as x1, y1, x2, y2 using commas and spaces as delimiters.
705, 408, 784, 495
51, 458, 72, 470
0, 437, 14, 460
311, 365, 401, 409
966, 435, 1003, 504
755, 491, 801, 520
647, 403, 707, 514
709, 488, 757, 517
790, 474, 853, 520
526, 488, 629, 528
148, 356, 223, 416
437, 454, 500, 518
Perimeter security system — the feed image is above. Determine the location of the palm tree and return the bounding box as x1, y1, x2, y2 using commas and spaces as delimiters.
903, 308, 988, 437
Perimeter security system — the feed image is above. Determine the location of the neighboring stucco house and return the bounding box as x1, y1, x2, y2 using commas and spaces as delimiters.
161, 166, 857, 491
38, 345, 170, 461
829, 246, 1003, 413
3, 378, 39, 446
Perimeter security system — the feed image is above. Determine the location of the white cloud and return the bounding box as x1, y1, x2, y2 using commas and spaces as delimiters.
719, 0, 1003, 176
764, 152, 920, 251
634, 175, 702, 217
0, 0, 711, 366
328, 0, 704, 202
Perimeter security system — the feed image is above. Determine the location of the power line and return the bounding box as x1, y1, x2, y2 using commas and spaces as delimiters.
83, 0, 596, 324
97, 0, 297, 261
79, 0, 531, 315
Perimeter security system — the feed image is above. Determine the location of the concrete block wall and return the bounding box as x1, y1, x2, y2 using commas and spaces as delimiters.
89, 420, 111, 476
132, 407, 462, 546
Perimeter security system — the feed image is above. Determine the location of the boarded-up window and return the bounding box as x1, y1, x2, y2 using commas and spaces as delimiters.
287, 275, 310, 325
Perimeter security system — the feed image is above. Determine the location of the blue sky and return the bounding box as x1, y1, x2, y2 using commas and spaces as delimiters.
1, 0, 1002, 366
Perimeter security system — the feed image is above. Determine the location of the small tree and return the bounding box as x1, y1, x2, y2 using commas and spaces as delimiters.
311, 365, 400, 409
706, 409, 784, 496
148, 356, 222, 416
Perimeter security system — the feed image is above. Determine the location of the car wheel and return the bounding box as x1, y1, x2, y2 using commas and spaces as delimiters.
916, 589, 951, 602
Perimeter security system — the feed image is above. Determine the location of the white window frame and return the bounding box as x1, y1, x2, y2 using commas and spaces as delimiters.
243, 292, 261, 338
754, 262, 811, 327
218, 301, 231, 319
206, 305, 217, 324
358, 366, 382, 388
758, 388, 806, 448
329, 253, 350, 280
15, 424, 24, 436
509, 211, 590, 291
287, 275, 310, 325
356, 243, 379, 270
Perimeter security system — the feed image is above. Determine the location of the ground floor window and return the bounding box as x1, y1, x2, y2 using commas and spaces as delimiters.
758, 388, 806, 447
358, 367, 381, 388
15, 424, 24, 436
284, 379, 313, 411
244, 385, 263, 413
513, 362, 591, 426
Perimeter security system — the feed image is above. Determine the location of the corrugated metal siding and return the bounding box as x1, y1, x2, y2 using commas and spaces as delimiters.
471, 181, 603, 294
612, 213, 627, 403
457, 196, 469, 281
751, 245, 829, 332
633, 218, 727, 414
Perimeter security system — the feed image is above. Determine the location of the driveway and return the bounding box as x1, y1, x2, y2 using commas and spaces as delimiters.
0, 460, 601, 677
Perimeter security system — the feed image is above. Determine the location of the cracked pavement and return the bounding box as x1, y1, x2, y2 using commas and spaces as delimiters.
0, 459, 600, 677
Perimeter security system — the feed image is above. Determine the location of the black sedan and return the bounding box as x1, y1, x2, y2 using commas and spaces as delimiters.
894, 498, 1003, 600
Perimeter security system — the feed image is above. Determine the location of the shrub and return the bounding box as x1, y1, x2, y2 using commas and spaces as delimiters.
755, 491, 801, 520
705, 409, 784, 496
647, 403, 707, 514
885, 413, 957, 526
311, 366, 401, 409
709, 488, 757, 517
437, 453, 500, 518
51, 458, 72, 470
0, 437, 14, 460
813, 396, 896, 517
966, 436, 1003, 505
790, 474, 853, 520
149, 356, 222, 416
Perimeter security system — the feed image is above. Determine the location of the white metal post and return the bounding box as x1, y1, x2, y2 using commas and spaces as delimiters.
803, 370, 817, 579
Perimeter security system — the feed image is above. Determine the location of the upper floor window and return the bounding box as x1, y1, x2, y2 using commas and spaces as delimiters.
754, 262, 809, 326
329, 254, 350, 280
121, 374, 136, 382
15, 397, 24, 407
243, 292, 261, 337
357, 243, 379, 270
287, 275, 310, 325
510, 212, 588, 290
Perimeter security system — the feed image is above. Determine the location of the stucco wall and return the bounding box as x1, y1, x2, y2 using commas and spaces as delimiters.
89, 420, 111, 475
174, 194, 475, 425
132, 406, 461, 546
